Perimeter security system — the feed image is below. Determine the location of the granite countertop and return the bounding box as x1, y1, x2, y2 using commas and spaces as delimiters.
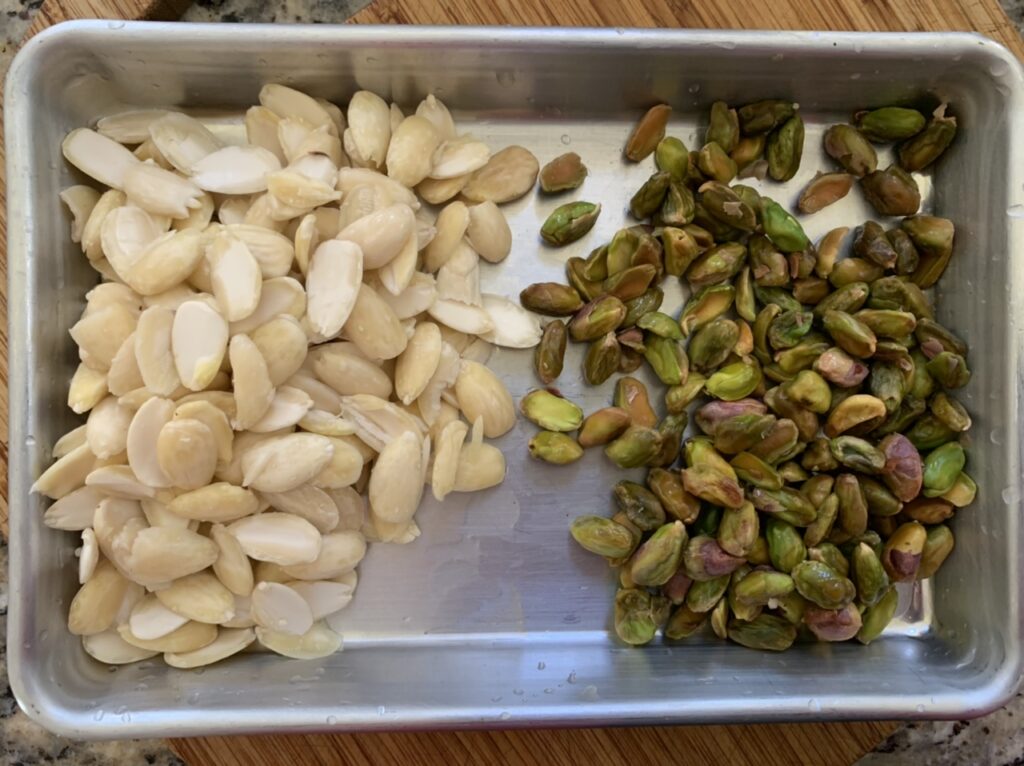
3, 3, 1024, 764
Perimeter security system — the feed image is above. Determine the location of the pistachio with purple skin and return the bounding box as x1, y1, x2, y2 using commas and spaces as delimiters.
804, 603, 863, 642
824, 394, 888, 438
681, 464, 745, 509
695, 398, 768, 435
717, 500, 760, 557
661, 568, 694, 605
881, 521, 927, 582
792, 560, 856, 610
683, 534, 747, 581
750, 486, 818, 527
878, 433, 924, 502
712, 413, 777, 455
647, 467, 701, 523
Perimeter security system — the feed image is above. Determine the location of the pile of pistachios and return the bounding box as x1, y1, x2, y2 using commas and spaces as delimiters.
519, 99, 970, 651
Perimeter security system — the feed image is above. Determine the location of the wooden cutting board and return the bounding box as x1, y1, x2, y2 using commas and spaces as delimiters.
3, 0, 1021, 764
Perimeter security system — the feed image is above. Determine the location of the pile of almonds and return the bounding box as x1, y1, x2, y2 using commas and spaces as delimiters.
36, 85, 543, 668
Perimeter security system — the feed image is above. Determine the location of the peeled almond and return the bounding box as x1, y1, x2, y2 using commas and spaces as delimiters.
289, 578, 355, 620
67, 363, 108, 414
339, 394, 425, 453
306, 239, 363, 338
174, 400, 233, 465
336, 183, 387, 230
97, 109, 170, 143
461, 145, 540, 203
85, 465, 156, 500
54, 424, 88, 459
294, 124, 343, 166
70, 301, 138, 371
227, 511, 322, 565
148, 112, 222, 173
328, 487, 367, 532
107, 332, 145, 396
377, 271, 437, 320
167, 309, 226, 397
261, 485, 339, 533
346, 90, 391, 168
279, 118, 315, 164
267, 170, 340, 210
343, 284, 408, 361
222, 595, 255, 628
251, 581, 314, 636
242, 193, 288, 232
229, 334, 275, 430
432, 419, 469, 502
311, 438, 363, 489
92, 498, 145, 573
127, 526, 220, 585
60, 185, 101, 243
461, 338, 493, 365
208, 234, 262, 322
430, 136, 490, 179
143, 284, 200, 310
378, 229, 418, 296
226, 224, 297, 279
218, 196, 251, 225
257, 621, 341, 660
312, 344, 392, 399
260, 84, 336, 132
454, 421, 507, 492
124, 229, 204, 296
240, 433, 334, 492
157, 418, 218, 489
68, 559, 129, 635
101, 205, 166, 283
164, 627, 255, 668
284, 372, 342, 415
422, 201, 469, 273
415, 94, 456, 140
78, 528, 100, 583
245, 106, 286, 164
336, 203, 415, 270
86, 396, 132, 459
85, 282, 142, 316
134, 138, 173, 168
129, 594, 191, 640
427, 298, 494, 336
480, 294, 543, 349
369, 516, 421, 545
466, 200, 512, 264
336, 167, 419, 209
435, 240, 482, 306
210, 523, 254, 596
124, 162, 204, 219
250, 386, 313, 433
135, 306, 180, 396
61, 128, 141, 189
368, 431, 424, 525
176, 390, 236, 422
81, 189, 127, 261
250, 315, 308, 387
281, 530, 366, 581
454, 360, 515, 438
416, 173, 471, 205
141, 498, 193, 530
32, 443, 95, 500
155, 571, 235, 624
168, 482, 260, 523
386, 115, 441, 187
118, 620, 218, 653
83, 630, 159, 665
255, 560, 292, 584
395, 322, 442, 405
43, 486, 102, 533
126, 396, 176, 488
229, 276, 306, 336
293, 213, 318, 276
190, 145, 282, 195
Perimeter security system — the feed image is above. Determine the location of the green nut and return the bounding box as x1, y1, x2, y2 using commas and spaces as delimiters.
905, 414, 956, 451
655, 136, 689, 180
664, 604, 706, 640
797, 172, 854, 214
761, 197, 810, 253
535, 320, 567, 385
519, 282, 583, 316
683, 534, 747, 581
869, 278, 933, 321
605, 426, 663, 469
802, 438, 839, 473
768, 309, 814, 350
881, 521, 927, 582
568, 295, 627, 342
717, 500, 760, 558
803, 493, 839, 547
622, 287, 664, 329
697, 141, 738, 183
915, 318, 967, 357
878, 433, 924, 503
686, 242, 747, 289
625, 104, 672, 162
707, 100, 740, 152
583, 332, 621, 385
809, 543, 851, 578
666, 374, 707, 414
738, 99, 796, 135
699, 181, 757, 231
783, 370, 832, 414
903, 496, 955, 524
925, 352, 971, 389
922, 442, 966, 497
855, 309, 918, 339
853, 221, 898, 269
630, 521, 688, 587
686, 573, 731, 613
731, 451, 784, 490
539, 152, 588, 193
814, 283, 871, 321
766, 518, 807, 574
763, 386, 818, 443
614, 588, 670, 645
629, 171, 671, 219
791, 560, 856, 609
710, 597, 730, 640
898, 104, 957, 172
735, 267, 756, 322
861, 164, 921, 217
602, 264, 658, 303
857, 586, 898, 644
613, 480, 667, 531
823, 124, 878, 177
851, 542, 890, 607
570, 515, 637, 558
829, 436, 885, 474
828, 258, 884, 288
804, 603, 863, 642
731, 134, 766, 169
677, 285, 733, 338
582, 244, 609, 281
833, 472, 867, 538
918, 524, 954, 579
766, 113, 805, 182
614, 376, 658, 428
541, 201, 601, 246
651, 413, 688, 468
662, 227, 703, 278
822, 310, 877, 358
748, 235, 789, 287
706, 359, 763, 401
578, 406, 631, 448
692, 505, 724, 538
528, 431, 584, 465
566, 257, 602, 301
869, 361, 907, 416
689, 317, 740, 373
747, 418, 801, 465
734, 570, 795, 608
633, 311, 680, 340
656, 180, 696, 227
647, 468, 701, 524
887, 227, 920, 275
644, 336, 689, 386
855, 106, 927, 142
520, 389, 584, 432
713, 413, 777, 455
728, 614, 797, 652
908, 350, 937, 400
942, 471, 976, 508
904, 215, 955, 289
681, 464, 745, 509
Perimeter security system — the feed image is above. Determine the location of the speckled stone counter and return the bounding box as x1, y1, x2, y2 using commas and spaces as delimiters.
2, 3, 1023, 764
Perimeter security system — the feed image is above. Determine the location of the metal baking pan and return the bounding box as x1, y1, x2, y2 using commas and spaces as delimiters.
7, 22, 1024, 738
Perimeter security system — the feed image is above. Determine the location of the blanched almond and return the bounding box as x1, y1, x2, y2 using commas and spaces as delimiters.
32, 443, 94, 500
260, 84, 336, 133
85, 464, 157, 500
85, 396, 132, 459
298, 410, 356, 438
60, 185, 101, 243
227, 511, 322, 565
210, 522, 254, 596
92, 498, 145, 575
126, 396, 176, 488
68, 559, 129, 635
164, 626, 255, 668
415, 94, 456, 140
135, 306, 180, 396
176, 390, 236, 422
256, 621, 341, 660
480, 294, 543, 349
422, 201, 469, 273
306, 239, 362, 339
378, 230, 418, 296
221, 595, 255, 628
241, 192, 288, 232
85, 282, 142, 316
267, 169, 340, 210
336, 167, 419, 209
293, 213, 318, 276
118, 620, 218, 653
62, 128, 141, 189
174, 400, 234, 465
339, 394, 425, 453
134, 137, 173, 168
66, 363, 107, 414
245, 106, 286, 163
431, 419, 469, 502
141, 497, 194, 530
225, 224, 296, 279
208, 234, 262, 322
124, 162, 204, 219
168, 482, 259, 523
157, 418, 218, 489
281, 118, 317, 163
254, 560, 292, 584
261, 485, 339, 533
97, 109, 170, 143
100, 204, 165, 282
155, 571, 235, 624
83, 630, 159, 664
250, 386, 313, 433
42, 484, 102, 531
148, 112, 222, 173
230, 334, 275, 430
129, 594, 190, 640
336, 202, 414, 270
461, 337, 494, 365
346, 90, 391, 168
281, 530, 366, 580
294, 124, 344, 166
71, 301, 138, 372
377, 271, 437, 321
454, 360, 515, 438
229, 276, 306, 336
416, 173, 471, 205
78, 528, 100, 583
395, 322, 442, 405
241, 432, 334, 492
427, 298, 494, 336
82, 189, 127, 261
430, 136, 490, 179
311, 437, 363, 489
368, 431, 424, 525
328, 487, 367, 532
251, 581, 313, 635
127, 525, 220, 585
107, 332, 145, 396
172, 300, 229, 391
312, 344, 392, 399
54, 424, 88, 459
454, 419, 507, 492
466, 200, 512, 263
288, 578, 355, 621
462, 145, 539, 203
190, 145, 282, 195
174, 191, 216, 231
249, 315, 307, 387
343, 284, 408, 361
368, 516, 421, 544
124, 228, 204, 296
285, 371, 342, 414
386, 115, 441, 187
436, 240, 482, 306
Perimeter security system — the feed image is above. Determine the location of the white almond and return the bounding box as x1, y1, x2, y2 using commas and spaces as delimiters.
225, 224, 295, 278
311, 437, 363, 489
454, 360, 515, 438
97, 109, 170, 143
124, 228, 204, 296
480, 294, 543, 349
461, 337, 494, 365
250, 315, 308, 387
295, 124, 344, 166
83, 630, 159, 664
416, 173, 470, 205
436, 240, 482, 306
70, 301, 138, 371
431, 419, 469, 502
245, 105, 286, 164
155, 571, 235, 624
320, 98, 346, 135
261, 484, 339, 533
141, 497, 194, 530
191, 145, 282, 195
218, 196, 251, 225
285, 371, 342, 414
156, 418, 218, 489
174, 191, 215, 231
260, 84, 336, 132
312, 206, 341, 240
466, 200, 512, 264
172, 299, 229, 391
298, 410, 356, 438
427, 298, 494, 336
336, 203, 415, 270
461, 145, 540, 203
378, 230, 418, 297
377, 271, 437, 320
176, 390, 236, 422
430, 136, 490, 179
254, 560, 292, 584
54, 424, 88, 458
86, 396, 132, 459
281, 530, 366, 581
251, 581, 314, 636
227, 511, 322, 565
369, 516, 421, 545
118, 621, 218, 653
174, 400, 233, 465
415, 94, 457, 140
279, 117, 315, 164
368, 431, 424, 525
312, 344, 392, 399
427, 400, 461, 444
92, 498, 145, 571
85, 464, 156, 500
454, 428, 507, 493
229, 334, 275, 430
257, 621, 341, 660
267, 170, 340, 210
422, 201, 469, 273
288, 578, 355, 621
293, 213, 318, 276
126, 396, 176, 488
222, 594, 255, 629
343, 283, 408, 361
240, 432, 334, 492
100, 205, 163, 281
328, 487, 367, 532
68, 559, 129, 635
148, 112, 222, 173
306, 239, 363, 339
129, 595, 191, 640
84, 282, 142, 317
81, 189, 127, 261
386, 115, 441, 187
339, 394, 425, 453
62, 128, 141, 189
78, 528, 100, 583
346, 90, 391, 168
107, 332, 145, 396
395, 322, 442, 405
229, 276, 306, 336
168, 484, 257, 524
135, 306, 180, 396
60, 185, 101, 243
336, 167, 419, 209
42, 485, 102, 532
128, 525, 220, 585
250, 386, 313, 433
208, 234, 262, 322
134, 137, 173, 168
164, 626, 255, 668
210, 522, 254, 596
124, 162, 204, 219
336, 182, 387, 230
241, 192, 288, 232
32, 443, 95, 500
